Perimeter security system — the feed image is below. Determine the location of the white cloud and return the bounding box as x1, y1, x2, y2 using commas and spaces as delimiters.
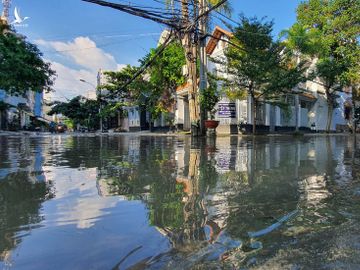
44, 167, 120, 229
117, 64, 127, 71
35, 37, 125, 101
36, 36, 120, 72
44, 61, 97, 101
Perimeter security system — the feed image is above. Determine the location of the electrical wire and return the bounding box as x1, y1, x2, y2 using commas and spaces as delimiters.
79, 0, 230, 101
41, 34, 160, 54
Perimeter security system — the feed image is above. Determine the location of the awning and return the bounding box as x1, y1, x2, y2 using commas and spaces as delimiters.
35, 116, 51, 124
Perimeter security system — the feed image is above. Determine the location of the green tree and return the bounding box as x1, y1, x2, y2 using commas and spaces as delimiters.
100, 65, 148, 100
101, 42, 186, 127
199, 73, 220, 119
98, 65, 152, 129
287, 0, 360, 132
0, 22, 56, 96
48, 96, 100, 130
164, 0, 232, 135
216, 16, 306, 134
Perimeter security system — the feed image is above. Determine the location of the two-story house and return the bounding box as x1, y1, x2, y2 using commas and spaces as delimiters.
174, 26, 351, 134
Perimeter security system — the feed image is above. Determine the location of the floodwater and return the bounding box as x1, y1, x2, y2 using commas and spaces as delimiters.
0, 135, 360, 270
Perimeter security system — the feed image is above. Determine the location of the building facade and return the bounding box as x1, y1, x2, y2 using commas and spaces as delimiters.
174, 26, 352, 134
97, 69, 151, 132
0, 89, 44, 130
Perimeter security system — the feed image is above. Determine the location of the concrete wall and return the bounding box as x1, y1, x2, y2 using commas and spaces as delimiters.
0, 89, 39, 128
127, 107, 140, 130
333, 91, 351, 130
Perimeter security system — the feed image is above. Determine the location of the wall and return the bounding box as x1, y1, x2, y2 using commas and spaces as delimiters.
127, 106, 141, 131
332, 92, 351, 130
0, 89, 37, 128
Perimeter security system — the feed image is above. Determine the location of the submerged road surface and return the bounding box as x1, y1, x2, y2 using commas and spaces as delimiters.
0, 135, 360, 269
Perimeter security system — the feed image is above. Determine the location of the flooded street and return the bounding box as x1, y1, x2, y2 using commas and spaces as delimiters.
1, 135, 360, 269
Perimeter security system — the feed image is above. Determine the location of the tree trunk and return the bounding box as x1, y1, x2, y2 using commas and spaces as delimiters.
251, 96, 257, 135
326, 103, 333, 132
326, 91, 333, 133
325, 88, 334, 133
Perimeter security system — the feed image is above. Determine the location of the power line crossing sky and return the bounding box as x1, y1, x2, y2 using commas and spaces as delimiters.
9, 0, 302, 101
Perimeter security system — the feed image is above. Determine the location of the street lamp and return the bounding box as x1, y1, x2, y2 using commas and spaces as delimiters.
79, 79, 103, 133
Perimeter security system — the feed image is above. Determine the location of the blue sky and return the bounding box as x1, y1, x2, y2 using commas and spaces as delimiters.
10, 0, 302, 101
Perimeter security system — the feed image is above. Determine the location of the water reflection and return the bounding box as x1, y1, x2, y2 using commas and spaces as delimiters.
0, 137, 53, 267
0, 135, 360, 269
93, 136, 360, 269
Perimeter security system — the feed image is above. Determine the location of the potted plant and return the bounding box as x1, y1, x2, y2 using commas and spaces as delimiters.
204, 110, 220, 129
200, 75, 220, 130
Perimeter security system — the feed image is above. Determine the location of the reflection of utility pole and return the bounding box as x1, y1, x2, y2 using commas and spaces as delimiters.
99, 88, 103, 133
184, 147, 207, 244
80, 78, 103, 132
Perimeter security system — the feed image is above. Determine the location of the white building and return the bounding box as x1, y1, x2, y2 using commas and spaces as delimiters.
97, 69, 150, 132
0, 89, 44, 130
174, 26, 352, 134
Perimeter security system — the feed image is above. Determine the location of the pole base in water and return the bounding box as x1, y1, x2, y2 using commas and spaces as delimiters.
191, 124, 201, 137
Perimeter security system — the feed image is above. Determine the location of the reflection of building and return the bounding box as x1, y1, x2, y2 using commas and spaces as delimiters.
0, 137, 47, 182
96, 136, 143, 197
90, 135, 354, 269
0, 137, 52, 264
300, 175, 330, 206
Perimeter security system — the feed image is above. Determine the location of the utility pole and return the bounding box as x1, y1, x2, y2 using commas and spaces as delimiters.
295, 94, 299, 132
80, 78, 102, 132
181, 0, 201, 136
99, 88, 103, 133
96, 70, 104, 133
295, 54, 301, 133
1, 0, 10, 23
82, 0, 228, 136
198, 0, 207, 136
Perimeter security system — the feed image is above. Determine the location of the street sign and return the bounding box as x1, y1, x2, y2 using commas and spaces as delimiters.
218, 102, 236, 118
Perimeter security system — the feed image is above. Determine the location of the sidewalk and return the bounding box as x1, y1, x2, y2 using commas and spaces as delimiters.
0, 130, 356, 138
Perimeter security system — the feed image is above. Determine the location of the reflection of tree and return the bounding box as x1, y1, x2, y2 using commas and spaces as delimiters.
296, 137, 350, 231
221, 137, 360, 268
0, 137, 53, 263
226, 168, 299, 240
54, 137, 108, 169
151, 139, 222, 251
98, 137, 220, 255
220, 139, 305, 266
56, 135, 360, 269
